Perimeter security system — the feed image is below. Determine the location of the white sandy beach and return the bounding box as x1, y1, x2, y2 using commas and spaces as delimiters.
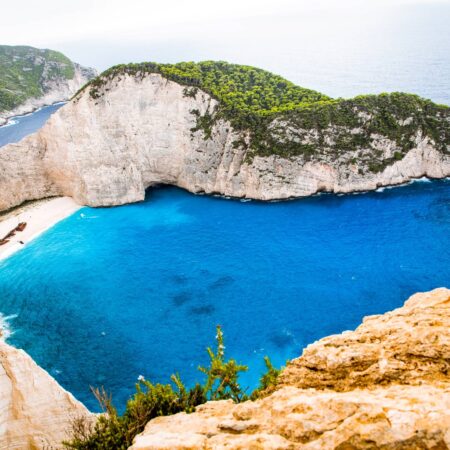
0, 197, 81, 262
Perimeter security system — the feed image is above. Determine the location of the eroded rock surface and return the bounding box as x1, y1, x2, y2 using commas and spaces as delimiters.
0, 73, 448, 212
280, 288, 450, 391
0, 339, 92, 449
130, 288, 450, 449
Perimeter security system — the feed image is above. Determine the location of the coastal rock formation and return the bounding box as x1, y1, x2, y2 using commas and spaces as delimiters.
130, 288, 450, 449
0, 66, 449, 212
0, 45, 96, 126
0, 339, 91, 449
279, 288, 450, 392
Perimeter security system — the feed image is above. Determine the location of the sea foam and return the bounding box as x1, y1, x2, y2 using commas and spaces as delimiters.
0, 314, 17, 340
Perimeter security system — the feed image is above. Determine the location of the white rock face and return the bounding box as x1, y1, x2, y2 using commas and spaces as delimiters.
0, 64, 97, 126
0, 73, 449, 211
130, 384, 450, 450
0, 339, 91, 449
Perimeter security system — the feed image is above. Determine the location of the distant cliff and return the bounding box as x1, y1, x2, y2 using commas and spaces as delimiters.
0, 45, 96, 125
0, 62, 449, 211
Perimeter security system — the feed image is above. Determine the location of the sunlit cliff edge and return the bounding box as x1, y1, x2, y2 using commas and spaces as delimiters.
0, 339, 91, 449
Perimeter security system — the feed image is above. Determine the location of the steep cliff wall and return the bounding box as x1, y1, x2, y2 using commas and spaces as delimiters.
0, 339, 91, 449
0, 45, 96, 125
0, 70, 449, 212
130, 288, 450, 450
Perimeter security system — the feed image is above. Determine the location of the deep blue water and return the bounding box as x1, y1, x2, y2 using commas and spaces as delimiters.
0, 181, 449, 411
0, 103, 64, 147
0, 50, 449, 411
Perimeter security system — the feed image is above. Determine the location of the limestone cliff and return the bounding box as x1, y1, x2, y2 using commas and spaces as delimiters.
0, 66, 449, 212
130, 288, 450, 449
0, 45, 97, 126
0, 339, 92, 449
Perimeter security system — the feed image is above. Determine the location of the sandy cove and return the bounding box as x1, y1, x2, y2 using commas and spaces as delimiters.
0, 197, 81, 262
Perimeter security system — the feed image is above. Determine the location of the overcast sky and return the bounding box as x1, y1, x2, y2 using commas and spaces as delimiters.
1, 0, 426, 44
1, 0, 449, 102
1, 0, 447, 68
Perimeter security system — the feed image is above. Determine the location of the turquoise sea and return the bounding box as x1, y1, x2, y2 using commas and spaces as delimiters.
0, 67, 449, 411
0, 103, 65, 144
0, 137, 448, 410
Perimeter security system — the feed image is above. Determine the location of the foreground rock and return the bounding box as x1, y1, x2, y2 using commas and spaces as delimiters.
130, 288, 450, 449
0, 69, 449, 212
0, 339, 91, 449
280, 288, 450, 391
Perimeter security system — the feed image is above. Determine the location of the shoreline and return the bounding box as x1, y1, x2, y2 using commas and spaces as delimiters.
0, 101, 67, 127
0, 197, 81, 262
207, 175, 448, 203
0, 176, 447, 263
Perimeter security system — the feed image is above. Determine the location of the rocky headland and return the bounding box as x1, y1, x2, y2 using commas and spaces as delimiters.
0, 62, 449, 212
0, 45, 96, 126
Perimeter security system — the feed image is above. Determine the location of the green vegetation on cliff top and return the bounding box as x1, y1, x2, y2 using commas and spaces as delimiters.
83, 61, 330, 115
0, 45, 76, 112
82, 61, 450, 171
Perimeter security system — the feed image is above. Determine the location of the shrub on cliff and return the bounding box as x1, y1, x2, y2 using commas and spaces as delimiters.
65, 381, 206, 449
250, 356, 282, 400
64, 326, 251, 449
199, 325, 248, 402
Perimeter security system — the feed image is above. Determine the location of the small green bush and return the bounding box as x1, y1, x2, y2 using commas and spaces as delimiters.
64, 326, 257, 449
250, 356, 282, 400
64, 379, 206, 450
199, 325, 248, 402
